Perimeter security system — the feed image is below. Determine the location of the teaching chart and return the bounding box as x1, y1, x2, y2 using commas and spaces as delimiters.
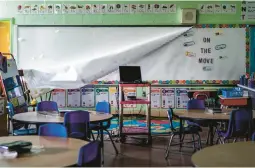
176, 88, 189, 109
81, 87, 95, 107
52, 89, 66, 108
67, 89, 80, 107
161, 88, 175, 108
123, 87, 136, 108
151, 88, 161, 108
95, 88, 109, 104
109, 87, 118, 107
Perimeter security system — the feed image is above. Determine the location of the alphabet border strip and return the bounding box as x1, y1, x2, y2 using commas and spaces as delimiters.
93, 24, 248, 85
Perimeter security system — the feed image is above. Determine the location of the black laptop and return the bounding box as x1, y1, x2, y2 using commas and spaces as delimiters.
119, 66, 143, 84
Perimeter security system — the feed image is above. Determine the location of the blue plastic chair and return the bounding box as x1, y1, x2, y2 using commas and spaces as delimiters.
90, 102, 118, 154
38, 123, 67, 137
77, 141, 101, 167
64, 111, 91, 140
7, 102, 36, 135
36, 101, 58, 111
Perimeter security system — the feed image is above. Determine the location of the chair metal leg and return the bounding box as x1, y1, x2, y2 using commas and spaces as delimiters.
179, 134, 185, 152
192, 134, 196, 152
91, 131, 95, 141
196, 133, 202, 150
105, 129, 118, 155
165, 134, 175, 159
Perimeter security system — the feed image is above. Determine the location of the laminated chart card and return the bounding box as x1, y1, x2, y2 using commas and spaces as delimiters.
81, 87, 95, 107
161, 88, 175, 108
109, 87, 118, 107
95, 88, 109, 104
151, 88, 161, 108
123, 87, 136, 108
67, 89, 80, 107
176, 88, 189, 109
52, 89, 66, 108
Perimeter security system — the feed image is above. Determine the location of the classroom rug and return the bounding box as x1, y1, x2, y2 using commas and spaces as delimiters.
93, 117, 183, 135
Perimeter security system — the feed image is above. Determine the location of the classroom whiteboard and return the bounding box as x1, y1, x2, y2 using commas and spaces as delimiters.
16, 26, 246, 89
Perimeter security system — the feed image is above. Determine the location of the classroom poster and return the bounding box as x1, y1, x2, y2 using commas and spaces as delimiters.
1, 59, 19, 80
161, 88, 175, 108
123, 87, 136, 108
151, 88, 161, 108
176, 88, 189, 109
67, 89, 80, 107
95, 88, 109, 104
109, 87, 118, 107
52, 89, 66, 108
81, 87, 95, 107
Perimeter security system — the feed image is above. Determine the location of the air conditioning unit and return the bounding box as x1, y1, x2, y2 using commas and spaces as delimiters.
181, 8, 197, 24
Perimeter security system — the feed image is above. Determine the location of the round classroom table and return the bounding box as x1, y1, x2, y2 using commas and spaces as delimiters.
191, 141, 255, 167
12, 111, 113, 124
0, 136, 88, 167
174, 109, 255, 120
173, 109, 255, 146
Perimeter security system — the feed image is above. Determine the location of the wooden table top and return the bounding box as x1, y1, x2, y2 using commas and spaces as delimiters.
0, 136, 88, 167
174, 109, 255, 120
192, 142, 255, 167
13, 111, 113, 124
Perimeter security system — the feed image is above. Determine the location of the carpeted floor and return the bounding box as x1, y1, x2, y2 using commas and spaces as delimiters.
104, 117, 181, 135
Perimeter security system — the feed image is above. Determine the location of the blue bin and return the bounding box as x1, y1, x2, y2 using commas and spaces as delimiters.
222, 87, 243, 98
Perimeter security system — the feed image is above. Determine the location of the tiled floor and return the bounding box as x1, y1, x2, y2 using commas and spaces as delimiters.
103, 131, 208, 167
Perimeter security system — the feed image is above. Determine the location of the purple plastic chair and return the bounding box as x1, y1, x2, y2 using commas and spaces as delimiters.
216, 108, 252, 144
37, 101, 58, 111
64, 111, 91, 140
38, 123, 67, 137
77, 141, 101, 167
187, 99, 205, 110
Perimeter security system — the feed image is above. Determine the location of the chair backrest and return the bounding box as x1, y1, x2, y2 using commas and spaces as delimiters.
64, 111, 90, 138
167, 108, 176, 132
37, 101, 58, 111
38, 123, 67, 137
187, 99, 205, 110
77, 141, 101, 167
96, 101, 110, 114
227, 108, 252, 137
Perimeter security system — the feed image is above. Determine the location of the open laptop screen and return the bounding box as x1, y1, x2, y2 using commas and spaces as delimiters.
119, 66, 142, 83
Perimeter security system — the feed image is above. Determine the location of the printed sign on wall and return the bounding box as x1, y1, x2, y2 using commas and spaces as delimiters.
81, 87, 94, 107
176, 88, 189, 109
161, 88, 175, 108
67, 89, 80, 107
109, 87, 118, 107
95, 88, 109, 104
151, 88, 161, 108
